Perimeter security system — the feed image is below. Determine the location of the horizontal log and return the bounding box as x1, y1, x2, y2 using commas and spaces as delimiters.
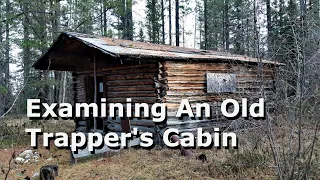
167, 72, 206, 77
168, 80, 205, 84
107, 97, 157, 103
166, 92, 207, 96
107, 86, 156, 92
107, 92, 157, 98
82, 67, 159, 76
77, 63, 158, 74
166, 61, 274, 71
166, 76, 205, 81
166, 69, 273, 76
105, 68, 159, 75
167, 89, 205, 94
106, 79, 154, 86
106, 73, 156, 81
168, 83, 205, 87
166, 63, 229, 70
168, 87, 205, 90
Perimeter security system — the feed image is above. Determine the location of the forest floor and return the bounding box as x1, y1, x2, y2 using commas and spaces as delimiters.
0, 118, 319, 180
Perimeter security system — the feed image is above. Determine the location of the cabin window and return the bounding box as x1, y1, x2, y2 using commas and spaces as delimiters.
206, 73, 237, 93
99, 82, 104, 92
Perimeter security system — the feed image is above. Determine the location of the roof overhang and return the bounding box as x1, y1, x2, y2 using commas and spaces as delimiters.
33, 32, 285, 71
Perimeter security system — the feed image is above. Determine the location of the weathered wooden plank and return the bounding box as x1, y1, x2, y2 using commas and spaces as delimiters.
107, 97, 157, 103
167, 83, 205, 87
166, 72, 205, 77
166, 92, 208, 96
76, 63, 158, 74
168, 80, 205, 84
105, 68, 159, 75
106, 73, 156, 81
107, 86, 156, 92
106, 79, 154, 86
168, 86, 205, 90
107, 92, 157, 98
166, 76, 205, 81
166, 63, 229, 70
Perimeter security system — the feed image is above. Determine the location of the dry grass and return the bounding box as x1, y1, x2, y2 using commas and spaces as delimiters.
0, 118, 318, 180
0, 147, 277, 180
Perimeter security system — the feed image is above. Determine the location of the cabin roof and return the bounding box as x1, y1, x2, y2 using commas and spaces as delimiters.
33, 32, 284, 70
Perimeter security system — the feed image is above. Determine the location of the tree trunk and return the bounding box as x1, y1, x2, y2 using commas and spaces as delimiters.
175, 0, 179, 46
204, 0, 207, 49
52, 0, 60, 38
126, 0, 133, 40
151, 0, 156, 43
194, 0, 197, 48
0, 0, 4, 116
266, 0, 272, 56
253, 0, 257, 58
169, 0, 172, 45
62, 72, 67, 103
23, 3, 30, 82
4, 0, 11, 109
279, 0, 283, 27
38, 1, 51, 103
103, 0, 107, 35
121, 0, 127, 39
161, 0, 165, 44
52, 0, 61, 104
224, 0, 229, 51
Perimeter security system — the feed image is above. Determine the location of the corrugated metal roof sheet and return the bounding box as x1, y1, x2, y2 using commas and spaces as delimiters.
64, 32, 283, 65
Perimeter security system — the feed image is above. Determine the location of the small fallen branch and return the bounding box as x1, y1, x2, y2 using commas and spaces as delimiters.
4, 151, 15, 180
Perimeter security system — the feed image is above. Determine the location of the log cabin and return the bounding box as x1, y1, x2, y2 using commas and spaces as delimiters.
33, 32, 283, 141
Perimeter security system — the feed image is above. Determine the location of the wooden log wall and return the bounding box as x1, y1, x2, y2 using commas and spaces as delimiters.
73, 62, 161, 133
161, 61, 277, 132
72, 73, 88, 132
104, 63, 160, 104
72, 59, 278, 134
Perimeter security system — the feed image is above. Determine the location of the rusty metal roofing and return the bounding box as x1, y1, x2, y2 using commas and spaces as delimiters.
37, 32, 284, 66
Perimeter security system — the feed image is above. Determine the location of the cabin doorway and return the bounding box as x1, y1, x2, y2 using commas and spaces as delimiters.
87, 75, 105, 131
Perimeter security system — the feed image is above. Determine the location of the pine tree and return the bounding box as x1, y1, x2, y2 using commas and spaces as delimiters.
4, 0, 11, 110
224, 0, 229, 50
266, 0, 272, 56
161, 0, 165, 44
138, 27, 145, 42
0, 0, 4, 115
146, 0, 161, 43
168, 0, 172, 45
175, 0, 179, 46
